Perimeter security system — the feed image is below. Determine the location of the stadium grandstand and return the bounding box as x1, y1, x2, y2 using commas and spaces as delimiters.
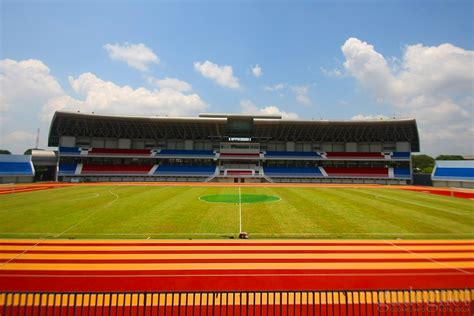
49, 111, 419, 184
0, 154, 35, 184
431, 160, 474, 189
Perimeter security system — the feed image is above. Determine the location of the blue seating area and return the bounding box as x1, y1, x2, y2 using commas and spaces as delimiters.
59, 146, 81, 154
394, 168, 411, 178
432, 161, 474, 182
157, 150, 215, 157
434, 168, 474, 179
59, 163, 77, 175
264, 166, 323, 177
0, 162, 34, 176
391, 152, 411, 159
265, 151, 320, 158
155, 165, 216, 176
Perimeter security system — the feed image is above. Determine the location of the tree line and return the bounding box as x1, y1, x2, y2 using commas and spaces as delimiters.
412, 155, 465, 174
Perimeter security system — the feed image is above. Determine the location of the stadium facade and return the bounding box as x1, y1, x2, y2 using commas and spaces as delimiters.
49, 111, 420, 184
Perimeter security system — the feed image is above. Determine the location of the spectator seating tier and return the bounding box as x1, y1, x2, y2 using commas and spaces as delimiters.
265, 151, 320, 158
154, 165, 216, 176
324, 167, 388, 177
220, 153, 260, 158
390, 152, 411, 159
433, 168, 474, 179
325, 152, 384, 159
58, 163, 77, 175
81, 164, 153, 174
432, 161, 474, 181
59, 147, 81, 154
88, 148, 152, 155
0, 162, 34, 176
264, 166, 323, 177
157, 150, 215, 156
226, 170, 253, 175
394, 168, 411, 178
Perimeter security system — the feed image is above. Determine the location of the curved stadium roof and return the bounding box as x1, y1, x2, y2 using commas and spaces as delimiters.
48, 111, 420, 151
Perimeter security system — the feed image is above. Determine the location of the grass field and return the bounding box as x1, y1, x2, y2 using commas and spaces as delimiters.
0, 185, 472, 239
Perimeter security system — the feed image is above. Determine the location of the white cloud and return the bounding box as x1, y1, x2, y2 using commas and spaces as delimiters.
341, 37, 474, 154
0, 59, 66, 152
264, 83, 286, 92
240, 99, 299, 119
320, 67, 343, 78
193, 60, 239, 88
0, 59, 63, 113
104, 43, 159, 71
251, 64, 263, 77
6, 131, 36, 143
147, 77, 192, 92
2, 131, 36, 153
56, 72, 207, 117
1, 58, 208, 153
265, 83, 313, 105
351, 114, 389, 121
291, 85, 312, 106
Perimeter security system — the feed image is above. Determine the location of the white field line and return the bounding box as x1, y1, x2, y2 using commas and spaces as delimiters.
357, 190, 470, 216
383, 240, 472, 275
239, 186, 242, 233
54, 189, 120, 238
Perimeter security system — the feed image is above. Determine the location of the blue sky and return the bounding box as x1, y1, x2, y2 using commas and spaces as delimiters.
1, 0, 473, 155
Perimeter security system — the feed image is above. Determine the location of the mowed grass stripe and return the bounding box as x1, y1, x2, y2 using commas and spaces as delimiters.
0, 186, 472, 239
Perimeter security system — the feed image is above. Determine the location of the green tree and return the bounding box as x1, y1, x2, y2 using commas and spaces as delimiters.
412, 154, 435, 174
0, 149, 11, 155
435, 155, 464, 160
23, 148, 43, 155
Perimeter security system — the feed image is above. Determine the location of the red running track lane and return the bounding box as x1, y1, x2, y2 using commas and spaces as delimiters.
0, 239, 473, 292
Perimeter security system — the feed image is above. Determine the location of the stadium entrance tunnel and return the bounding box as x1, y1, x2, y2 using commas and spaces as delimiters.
200, 194, 280, 204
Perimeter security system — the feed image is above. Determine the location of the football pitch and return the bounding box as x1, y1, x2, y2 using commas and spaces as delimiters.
0, 185, 472, 239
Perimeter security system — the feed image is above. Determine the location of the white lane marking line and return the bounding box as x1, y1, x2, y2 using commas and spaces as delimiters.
0, 239, 45, 266
383, 240, 472, 275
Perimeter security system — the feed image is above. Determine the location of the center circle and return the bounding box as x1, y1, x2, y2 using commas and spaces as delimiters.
200, 194, 280, 204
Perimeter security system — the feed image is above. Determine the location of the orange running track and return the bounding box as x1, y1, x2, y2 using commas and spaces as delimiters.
0, 239, 472, 292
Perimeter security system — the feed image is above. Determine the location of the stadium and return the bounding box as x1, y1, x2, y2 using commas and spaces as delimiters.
51, 111, 417, 184
1, 110, 473, 315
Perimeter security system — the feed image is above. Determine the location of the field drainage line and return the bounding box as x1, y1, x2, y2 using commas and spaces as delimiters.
383, 240, 471, 274
54, 189, 120, 238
